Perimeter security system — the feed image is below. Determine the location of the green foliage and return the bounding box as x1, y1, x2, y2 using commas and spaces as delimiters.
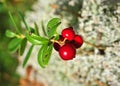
38, 44, 53, 68
23, 45, 34, 67
41, 21, 47, 36
0, 0, 37, 85
18, 11, 30, 31
6, 11, 61, 68
5, 30, 17, 38
25, 32, 49, 45
9, 11, 21, 33
47, 18, 61, 38
8, 38, 23, 53
19, 38, 27, 56
34, 22, 40, 36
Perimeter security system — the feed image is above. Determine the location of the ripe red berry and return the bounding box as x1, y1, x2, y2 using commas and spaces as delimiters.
62, 27, 75, 41
53, 42, 60, 51
53, 35, 64, 51
58, 35, 64, 42
71, 35, 83, 48
59, 44, 76, 60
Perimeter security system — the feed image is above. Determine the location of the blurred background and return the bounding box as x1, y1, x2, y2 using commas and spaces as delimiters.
0, 0, 120, 86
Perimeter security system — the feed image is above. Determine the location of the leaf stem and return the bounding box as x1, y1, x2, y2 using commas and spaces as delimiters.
50, 38, 67, 46
50, 39, 59, 44
17, 34, 25, 39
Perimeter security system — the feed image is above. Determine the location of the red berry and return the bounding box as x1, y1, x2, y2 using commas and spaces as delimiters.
58, 35, 64, 41
53, 35, 64, 51
62, 27, 75, 41
59, 44, 76, 60
71, 35, 83, 48
53, 42, 60, 51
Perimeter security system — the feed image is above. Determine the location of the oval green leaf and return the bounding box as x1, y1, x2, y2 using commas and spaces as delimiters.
26, 32, 49, 45
37, 45, 47, 68
43, 44, 53, 65
8, 38, 23, 53
47, 18, 61, 38
5, 30, 17, 38
38, 44, 53, 68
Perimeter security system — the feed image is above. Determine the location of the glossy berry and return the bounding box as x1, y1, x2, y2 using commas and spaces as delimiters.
59, 44, 76, 60
58, 35, 64, 41
62, 27, 75, 41
71, 35, 83, 48
53, 35, 64, 51
53, 42, 60, 51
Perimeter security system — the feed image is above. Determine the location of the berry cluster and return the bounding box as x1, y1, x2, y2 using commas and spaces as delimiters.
53, 27, 83, 60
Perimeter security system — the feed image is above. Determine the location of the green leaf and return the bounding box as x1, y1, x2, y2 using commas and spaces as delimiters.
54, 34, 60, 40
8, 11, 20, 33
41, 21, 47, 36
47, 18, 61, 30
26, 32, 49, 45
5, 30, 17, 38
47, 18, 61, 38
18, 11, 30, 31
19, 38, 27, 56
38, 44, 53, 68
37, 45, 46, 68
8, 38, 23, 53
34, 22, 40, 36
23, 45, 34, 67
43, 44, 53, 65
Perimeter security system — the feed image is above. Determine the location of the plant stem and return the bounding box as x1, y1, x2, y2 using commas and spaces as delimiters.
17, 34, 25, 39
84, 40, 106, 50
50, 39, 65, 46
50, 39, 59, 44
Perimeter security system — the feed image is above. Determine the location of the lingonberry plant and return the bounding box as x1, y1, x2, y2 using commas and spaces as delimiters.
53, 27, 83, 60
6, 11, 84, 68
